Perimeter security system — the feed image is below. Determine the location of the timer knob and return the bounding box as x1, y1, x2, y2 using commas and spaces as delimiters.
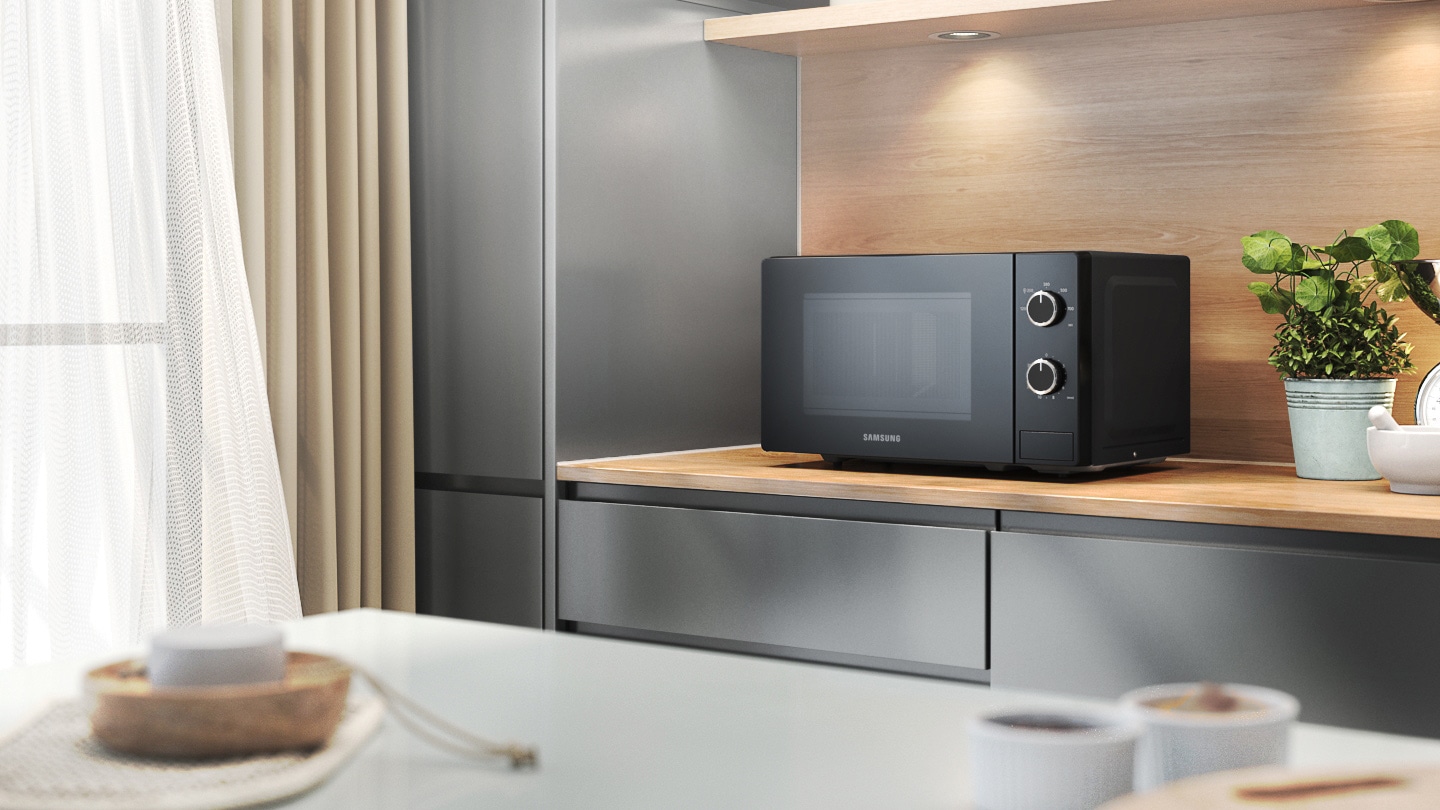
1026, 358, 1064, 396
1026, 290, 1064, 327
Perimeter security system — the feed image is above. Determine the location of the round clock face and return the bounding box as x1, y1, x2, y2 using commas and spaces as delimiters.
1418, 363, 1440, 426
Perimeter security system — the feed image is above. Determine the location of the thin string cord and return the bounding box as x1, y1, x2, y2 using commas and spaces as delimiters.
347, 663, 538, 769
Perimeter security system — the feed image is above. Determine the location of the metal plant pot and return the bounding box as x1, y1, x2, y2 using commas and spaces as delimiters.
1284, 378, 1397, 480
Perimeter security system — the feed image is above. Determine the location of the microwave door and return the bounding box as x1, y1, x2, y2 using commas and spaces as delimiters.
762, 254, 1015, 465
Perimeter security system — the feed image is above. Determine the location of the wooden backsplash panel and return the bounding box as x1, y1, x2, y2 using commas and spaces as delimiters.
800, 4, 1440, 462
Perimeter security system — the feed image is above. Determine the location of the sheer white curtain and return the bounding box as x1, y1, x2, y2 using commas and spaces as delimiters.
0, 0, 301, 667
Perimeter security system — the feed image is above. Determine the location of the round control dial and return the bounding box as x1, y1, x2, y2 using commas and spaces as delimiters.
1026, 290, 1065, 327
1026, 358, 1064, 396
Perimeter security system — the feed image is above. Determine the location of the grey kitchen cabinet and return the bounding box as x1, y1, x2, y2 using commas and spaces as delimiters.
555, 0, 797, 462
555, 479, 1440, 737
409, 0, 799, 625
992, 520, 1440, 738
410, 0, 546, 624
558, 499, 989, 677
410, 0, 544, 482
417, 489, 544, 628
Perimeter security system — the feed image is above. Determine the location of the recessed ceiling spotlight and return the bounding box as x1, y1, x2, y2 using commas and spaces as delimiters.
929, 31, 1000, 42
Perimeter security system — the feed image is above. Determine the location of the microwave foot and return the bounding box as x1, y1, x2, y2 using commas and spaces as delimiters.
821, 455, 848, 467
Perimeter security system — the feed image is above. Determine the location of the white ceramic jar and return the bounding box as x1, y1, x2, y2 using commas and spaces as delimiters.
147, 624, 287, 689
969, 708, 1144, 810
1120, 683, 1299, 792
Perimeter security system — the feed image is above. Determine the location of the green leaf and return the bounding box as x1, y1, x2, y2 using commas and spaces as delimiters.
1248, 281, 1288, 314
1320, 236, 1372, 263
1242, 232, 1293, 274
1295, 275, 1336, 311
1381, 220, 1421, 261
1280, 243, 1307, 274
1357, 221, 1420, 262
1377, 276, 1409, 303
1356, 225, 1392, 260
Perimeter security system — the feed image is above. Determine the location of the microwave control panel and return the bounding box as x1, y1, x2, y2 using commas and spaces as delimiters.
1014, 253, 1083, 466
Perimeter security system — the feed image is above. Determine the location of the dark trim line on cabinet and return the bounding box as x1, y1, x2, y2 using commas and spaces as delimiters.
565, 482, 998, 530
416, 472, 544, 499
568, 621, 992, 684
542, 0, 559, 632
984, 530, 992, 671
1000, 511, 1440, 565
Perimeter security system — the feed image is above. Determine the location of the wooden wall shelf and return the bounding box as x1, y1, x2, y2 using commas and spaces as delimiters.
704, 0, 1400, 55
559, 446, 1440, 539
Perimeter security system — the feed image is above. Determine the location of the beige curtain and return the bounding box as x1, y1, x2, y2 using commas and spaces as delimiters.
223, 0, 415, 614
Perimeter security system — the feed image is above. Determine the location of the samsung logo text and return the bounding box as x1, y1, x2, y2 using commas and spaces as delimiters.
862, 433, 901, 443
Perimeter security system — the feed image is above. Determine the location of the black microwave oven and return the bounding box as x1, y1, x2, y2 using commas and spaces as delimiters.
761, 252, 1190, 473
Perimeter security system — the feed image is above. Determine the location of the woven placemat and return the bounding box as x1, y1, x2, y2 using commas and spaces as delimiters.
0, 696, 383, 810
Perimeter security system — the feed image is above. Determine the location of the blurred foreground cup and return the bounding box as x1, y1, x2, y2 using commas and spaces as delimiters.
969, 708, 1143, 810
1121, 682, 1299, 791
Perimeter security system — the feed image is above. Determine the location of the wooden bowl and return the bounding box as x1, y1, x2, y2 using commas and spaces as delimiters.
85, 651, 351, 759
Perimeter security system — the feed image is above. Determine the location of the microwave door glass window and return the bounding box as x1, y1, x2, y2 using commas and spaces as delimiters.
802, 293, 973, 420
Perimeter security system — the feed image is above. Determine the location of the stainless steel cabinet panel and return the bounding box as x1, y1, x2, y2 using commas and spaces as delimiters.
555, 0, 798, 461
417, 490, 543, 628
992, 530, 1440, 737
410, 0, 543, 480
559, 500, 988, 669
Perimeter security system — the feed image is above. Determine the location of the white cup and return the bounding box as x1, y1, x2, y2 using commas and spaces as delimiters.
1120, 683, 1299, 791
969, 708, 1144, 810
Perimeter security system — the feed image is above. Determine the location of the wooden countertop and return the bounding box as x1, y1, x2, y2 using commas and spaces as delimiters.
558, 446, 1440, 539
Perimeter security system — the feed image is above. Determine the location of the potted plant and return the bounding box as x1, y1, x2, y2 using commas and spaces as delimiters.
1242, 220, 1420, 480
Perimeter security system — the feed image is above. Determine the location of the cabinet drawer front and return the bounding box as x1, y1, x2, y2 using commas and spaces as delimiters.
992, 529, 1440, 737
559, 501, 987, 669
417, 490, 543, 628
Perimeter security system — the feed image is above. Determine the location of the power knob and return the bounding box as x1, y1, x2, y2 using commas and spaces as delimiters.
1026, 358, 1064, 396
1026, 290, 1064, 327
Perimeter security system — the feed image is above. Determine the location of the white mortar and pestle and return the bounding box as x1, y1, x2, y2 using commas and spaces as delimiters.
1366, 406, 1440, 495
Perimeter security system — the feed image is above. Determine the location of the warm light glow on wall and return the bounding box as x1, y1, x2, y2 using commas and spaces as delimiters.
1340, 15, 1440, 103
919, 52, 1053, 164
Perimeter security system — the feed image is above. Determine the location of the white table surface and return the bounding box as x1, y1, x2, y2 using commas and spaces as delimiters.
4, 609, 1440, 809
